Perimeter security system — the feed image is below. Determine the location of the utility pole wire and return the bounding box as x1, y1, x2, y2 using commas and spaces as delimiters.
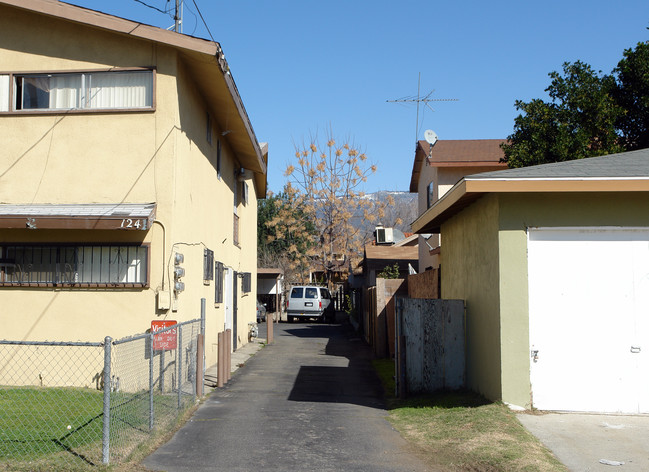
133, 0, 171, 15
132, 0, 214, 43
190, 0, 215, 42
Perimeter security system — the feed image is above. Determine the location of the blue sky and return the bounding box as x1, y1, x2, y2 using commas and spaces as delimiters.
65, 1, 649, 194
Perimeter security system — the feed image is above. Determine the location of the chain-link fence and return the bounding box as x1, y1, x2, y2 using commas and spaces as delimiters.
0, 319, 203, 470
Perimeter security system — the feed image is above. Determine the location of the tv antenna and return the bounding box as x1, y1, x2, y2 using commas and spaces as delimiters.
386, 73, 458, 144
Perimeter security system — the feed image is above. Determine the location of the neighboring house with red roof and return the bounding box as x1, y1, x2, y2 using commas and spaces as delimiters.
409, 139, 507, 270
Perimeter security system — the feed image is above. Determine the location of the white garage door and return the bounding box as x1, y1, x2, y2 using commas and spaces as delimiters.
528, 227, 649, 413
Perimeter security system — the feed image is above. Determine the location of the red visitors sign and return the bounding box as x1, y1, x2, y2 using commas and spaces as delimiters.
151, 320, 177, 350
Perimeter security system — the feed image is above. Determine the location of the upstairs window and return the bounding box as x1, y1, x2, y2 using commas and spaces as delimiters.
427, 182, 435, 209
0, 75, 9, 112
3, 69, 154, 112
203, 248, 214, 282
216, 140, 222, 179
206, 112, 212, 145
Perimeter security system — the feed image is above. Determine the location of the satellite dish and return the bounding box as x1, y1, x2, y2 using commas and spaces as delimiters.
424, 129, 438, 146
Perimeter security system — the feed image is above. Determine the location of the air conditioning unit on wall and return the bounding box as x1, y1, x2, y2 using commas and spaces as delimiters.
376, 227, 394, 244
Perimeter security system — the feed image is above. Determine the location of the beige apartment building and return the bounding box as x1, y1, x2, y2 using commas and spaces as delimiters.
0, 0, 267, 368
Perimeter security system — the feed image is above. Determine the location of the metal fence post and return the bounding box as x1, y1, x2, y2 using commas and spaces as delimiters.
160, 349, 165, 392
149, 331, 154, 430
177, 325, 183, 409
196, 333, 204, 397
102, 336, 112, 465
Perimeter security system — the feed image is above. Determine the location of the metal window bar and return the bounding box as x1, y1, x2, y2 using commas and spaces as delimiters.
233, 214, 239, 245
203, 249, 214, 281
214, 261, 224, 303
0, 244, 147, 286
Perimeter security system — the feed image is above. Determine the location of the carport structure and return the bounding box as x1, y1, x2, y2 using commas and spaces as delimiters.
257, 268, 283, 318
412, 149, 649, 413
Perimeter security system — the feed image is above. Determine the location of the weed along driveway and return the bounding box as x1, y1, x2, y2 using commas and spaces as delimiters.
143, 321, 432, 472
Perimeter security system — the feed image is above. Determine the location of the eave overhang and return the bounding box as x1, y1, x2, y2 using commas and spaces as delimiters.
0, 203, 156, 231
412, 177, 649, 234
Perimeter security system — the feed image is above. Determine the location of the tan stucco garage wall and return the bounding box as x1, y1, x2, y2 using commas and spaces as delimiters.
441, 194, 502, 400
498, 192, 649, 408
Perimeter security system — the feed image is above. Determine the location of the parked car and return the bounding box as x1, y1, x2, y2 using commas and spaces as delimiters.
256, 299, 267, 323
286, 285, 334, 323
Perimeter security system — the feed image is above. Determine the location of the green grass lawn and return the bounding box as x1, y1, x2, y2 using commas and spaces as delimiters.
372, 359, 568, 472
0, 386, 185, 471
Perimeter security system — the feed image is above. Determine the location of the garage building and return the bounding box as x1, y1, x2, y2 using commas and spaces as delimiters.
412, 149, 649, 413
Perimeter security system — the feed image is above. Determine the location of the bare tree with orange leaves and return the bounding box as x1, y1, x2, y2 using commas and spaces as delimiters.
285, 132, 390, 287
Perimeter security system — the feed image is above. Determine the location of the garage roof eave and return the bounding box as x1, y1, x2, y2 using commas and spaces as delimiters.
412, 176, 649, 234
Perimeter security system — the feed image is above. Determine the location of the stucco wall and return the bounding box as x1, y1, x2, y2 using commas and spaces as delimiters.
497, 191, 649, 408
416, 164, 438, 270
0, 7, 258, 369
416, 166, 504, 271
441, 193, 501, 400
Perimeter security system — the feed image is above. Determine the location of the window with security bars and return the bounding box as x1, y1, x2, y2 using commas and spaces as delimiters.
241, 272, 251, 293
203, 248, 214, 282
0, 244, 148, 287
214, 261, 224, 304
233, 213, 239, 246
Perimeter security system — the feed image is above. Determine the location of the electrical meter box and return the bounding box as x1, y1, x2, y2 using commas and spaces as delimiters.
157, 291, 171, 310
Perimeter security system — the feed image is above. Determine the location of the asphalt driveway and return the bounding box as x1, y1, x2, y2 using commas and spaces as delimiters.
144, 320, 432, 472
517, 412, 649, 471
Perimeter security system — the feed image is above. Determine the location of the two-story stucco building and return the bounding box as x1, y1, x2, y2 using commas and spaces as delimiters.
0, 0, 266, 368
410, 139, 506, 271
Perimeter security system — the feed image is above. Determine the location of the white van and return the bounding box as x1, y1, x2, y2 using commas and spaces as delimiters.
286, 285, 334, 323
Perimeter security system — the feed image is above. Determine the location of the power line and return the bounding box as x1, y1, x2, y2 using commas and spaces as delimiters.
190, 0, 215, 42
132, 0, 215, 45
132, 0, 171, 15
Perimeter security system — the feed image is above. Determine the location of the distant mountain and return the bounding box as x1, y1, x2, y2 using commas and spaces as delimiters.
353, 190, 418, 234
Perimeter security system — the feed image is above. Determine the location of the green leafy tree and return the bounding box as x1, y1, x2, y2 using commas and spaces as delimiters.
502, 61, 623, 168
257, 186, 316, 284
612, 42, 649, 150
377, 262, 400, 279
